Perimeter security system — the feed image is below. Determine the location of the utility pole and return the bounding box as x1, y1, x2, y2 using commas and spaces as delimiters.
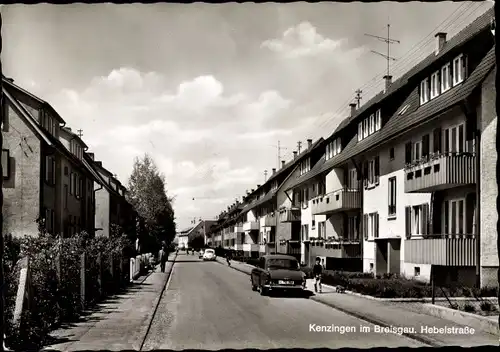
364, 23, 400, 78
77, 129, 83, 138
355, 89, 363, 108
297, 141, 302, 154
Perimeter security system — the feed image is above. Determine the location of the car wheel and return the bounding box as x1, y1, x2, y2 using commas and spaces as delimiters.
251, 278, 257, 291
259, 285, 267, 296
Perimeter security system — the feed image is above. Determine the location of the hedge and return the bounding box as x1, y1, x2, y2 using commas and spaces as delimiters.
300, 267, 498, 299
3, 231, 135, 351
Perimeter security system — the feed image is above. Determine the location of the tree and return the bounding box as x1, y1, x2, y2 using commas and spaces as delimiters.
126, 154, 176, 253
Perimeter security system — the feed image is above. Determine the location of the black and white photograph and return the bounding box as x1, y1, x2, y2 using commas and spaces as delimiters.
0, 1, 498, 351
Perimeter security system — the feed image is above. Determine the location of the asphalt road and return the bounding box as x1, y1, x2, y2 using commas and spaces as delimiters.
141, 253, 425, 350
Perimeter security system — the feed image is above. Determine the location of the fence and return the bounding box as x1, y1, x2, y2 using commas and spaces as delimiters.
10, 250, 146, 330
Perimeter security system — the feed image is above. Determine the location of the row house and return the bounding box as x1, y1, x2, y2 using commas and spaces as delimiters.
1, 76, 139, 240
283, 8, 496, 286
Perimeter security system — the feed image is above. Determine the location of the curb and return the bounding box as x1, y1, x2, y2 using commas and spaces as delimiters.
138, 252, 178, 351
309, 295, 438, 347
218, 259, 439, 346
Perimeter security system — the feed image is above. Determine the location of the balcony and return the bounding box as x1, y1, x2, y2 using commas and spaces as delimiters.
309, 238, 362, 258
405, 152, 476, 193
311, 188, 361, 216
279, 207, 301, 223
243, 243, 260, 252
404, 234, 476, 266
260, 213, 277, 227
234, 225, 244, 233
243, 221, 259, 231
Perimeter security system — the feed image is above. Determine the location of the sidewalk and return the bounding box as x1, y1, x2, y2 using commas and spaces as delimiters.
222, 259, 498, 346
43, 252, 177, 351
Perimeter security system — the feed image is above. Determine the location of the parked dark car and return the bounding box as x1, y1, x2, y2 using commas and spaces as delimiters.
250, 254, 306, 296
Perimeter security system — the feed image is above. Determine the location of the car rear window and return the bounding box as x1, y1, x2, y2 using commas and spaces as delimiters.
205, 249, 215, 254
267, 259, 298, 269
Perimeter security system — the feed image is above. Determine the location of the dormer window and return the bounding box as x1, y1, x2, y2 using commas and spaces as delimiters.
357, 109, 382, 142
430, 71, 440, 99
441, 63, 451, 92
326, 137, 342, 160
300, 158, 311, 176
452, 54, 464, 86
420, 78, 429, 105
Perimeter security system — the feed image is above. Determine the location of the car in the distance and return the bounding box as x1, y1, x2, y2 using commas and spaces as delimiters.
203, 248, 216, 261
250, 254, 306, 296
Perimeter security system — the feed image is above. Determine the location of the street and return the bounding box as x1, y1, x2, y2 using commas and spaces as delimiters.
142, 254, 425, 350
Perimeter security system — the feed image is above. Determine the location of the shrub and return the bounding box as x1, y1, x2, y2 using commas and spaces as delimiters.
463, 303, 476, 312
480, 301, 494, 312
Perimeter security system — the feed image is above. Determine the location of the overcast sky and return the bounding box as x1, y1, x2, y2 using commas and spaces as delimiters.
2, 2, 493, 231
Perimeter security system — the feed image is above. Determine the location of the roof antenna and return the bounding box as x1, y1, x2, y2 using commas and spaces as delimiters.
364, 23, 400, 78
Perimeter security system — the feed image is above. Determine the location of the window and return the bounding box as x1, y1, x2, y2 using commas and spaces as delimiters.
443, 198, 466, 235
358, 122, 363, 141
348, 216, 359, 241
389, 148, 395, 160
301, 224, 309, 241
388, 177, 397, 217
375, 109, 381, 131
312, 219, 316, 229
398, 104, 410, 116
64, 185, 68, 209
413, 141, 422, 161
45, 155, 56, 185
444, 123, 465, 153
364, 212, 379, 239
336, 138, 341, 154
420, 78, 429, 104
369, 114, 375, 134
79, 177, 84, 198
348, 168, 357, 189
364, 156, 379, 187
452, 54, 464, 86
414, 267, 421, 277
405, 203, 429, 238
2, 149, 10, 179
363, 119, 369, 139
430, 71, 440, 99
69, 173, 74, 195
441, 63, 451, 92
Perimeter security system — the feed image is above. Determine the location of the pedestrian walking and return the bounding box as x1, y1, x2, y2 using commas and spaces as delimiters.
159, 247, 167, 273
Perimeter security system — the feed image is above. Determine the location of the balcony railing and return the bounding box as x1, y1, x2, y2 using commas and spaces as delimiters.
308, 238, 361, 258
404, 234, 476, 266
405, 152, 476, 193
243, 221, 259, 231
234, 225, 244, 233
279, 207, 301, 223
260, 213, 277, 227
311, 188, 361, 216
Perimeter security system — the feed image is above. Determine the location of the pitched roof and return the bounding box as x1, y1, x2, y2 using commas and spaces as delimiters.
285, 155, 326, 192
326, 7, 494, 141
3, 88, 54, 146
332, 46, 495, 166
241, 188, 278, 213
2, 76, 66, 123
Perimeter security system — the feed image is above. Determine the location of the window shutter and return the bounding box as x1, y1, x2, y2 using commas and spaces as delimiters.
462, 55, 467, 80
363, 214, 368, 240
375, 213, 379, 238
405, 142, 412, 164
405, 206, 412, 239
466, 193, 476, 234
363, 161, 368, 188
374, 156, 380, 183
433, 128, 442, 154
422, 134, 430, 157
422, 203, 429, 235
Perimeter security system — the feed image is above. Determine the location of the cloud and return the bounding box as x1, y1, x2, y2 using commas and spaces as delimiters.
262, 22, 348, 59
44, 67, 310, 229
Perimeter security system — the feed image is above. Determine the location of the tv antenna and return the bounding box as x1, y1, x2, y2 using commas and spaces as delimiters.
364, 24, 400, 78
354, 89, 363, 108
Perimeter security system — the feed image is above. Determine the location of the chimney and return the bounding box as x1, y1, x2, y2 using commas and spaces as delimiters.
257, 184, 261, 188
349, 103, 357, 117
246, 190, 250, 195
383, 75, 392, 93
95, 161, 102, 167
251, 189, 254, 192
63, 127, 72, 132
87, 152, 95, 160
435, 32, 446, 54
307, 139, 312, 149
293, 151, 298, 159
281, 160, 286, 168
